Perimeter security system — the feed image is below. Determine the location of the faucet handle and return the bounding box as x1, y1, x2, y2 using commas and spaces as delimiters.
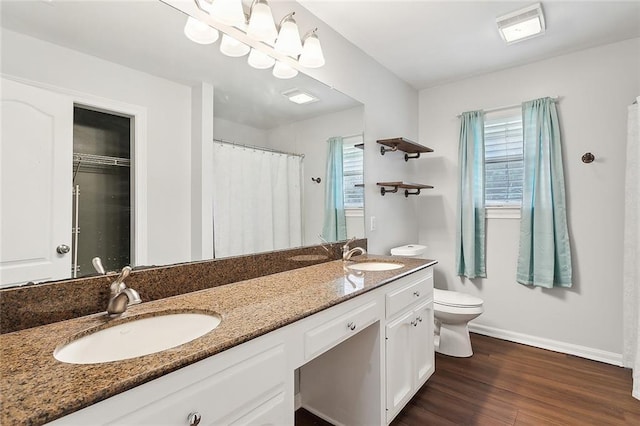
113, 266, 132, 286
92, 257, 106, 275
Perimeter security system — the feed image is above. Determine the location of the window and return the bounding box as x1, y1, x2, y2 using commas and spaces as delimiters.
484, 110, 523, 207
342, 139, 364, 209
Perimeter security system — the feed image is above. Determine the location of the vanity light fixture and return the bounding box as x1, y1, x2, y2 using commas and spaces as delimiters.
188, 0, 326, 77
281, 88, 319, 105
247, 0, 278, 43
273, 60, 298, 79
274, 13, 303, 57
209, 0, 245, 27
496, 2, 546, 44
184, 16, 220, 44
298, 29, 325, 68
220, 33, 250, 57
248, 48, 276, 69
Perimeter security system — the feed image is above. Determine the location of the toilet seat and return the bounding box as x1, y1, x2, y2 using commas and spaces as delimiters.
434, 289, 483, 308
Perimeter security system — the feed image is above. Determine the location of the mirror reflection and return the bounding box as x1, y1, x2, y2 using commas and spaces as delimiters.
0, 0, 364, 288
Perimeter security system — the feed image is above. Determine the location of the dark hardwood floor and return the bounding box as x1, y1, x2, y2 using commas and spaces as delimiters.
296, 333, 640, 425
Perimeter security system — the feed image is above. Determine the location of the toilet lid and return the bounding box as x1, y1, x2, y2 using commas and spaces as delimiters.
434, 289, 483, 308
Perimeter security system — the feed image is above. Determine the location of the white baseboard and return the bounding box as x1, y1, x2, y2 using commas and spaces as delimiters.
469, 323, 624, 366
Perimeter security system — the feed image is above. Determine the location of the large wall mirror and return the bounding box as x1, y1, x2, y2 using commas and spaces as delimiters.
0, 0, 364, 288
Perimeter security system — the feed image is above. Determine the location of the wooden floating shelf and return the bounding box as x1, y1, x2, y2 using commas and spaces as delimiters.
354, 184, 365, 187
377, 181, 434, 197
377, 137, 433, 161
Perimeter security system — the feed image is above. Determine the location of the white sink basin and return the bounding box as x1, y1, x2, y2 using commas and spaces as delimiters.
347, 262, 404, 272
54, 312, 221, 364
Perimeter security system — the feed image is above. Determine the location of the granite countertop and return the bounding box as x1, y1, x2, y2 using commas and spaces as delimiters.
1, 255, 436, 425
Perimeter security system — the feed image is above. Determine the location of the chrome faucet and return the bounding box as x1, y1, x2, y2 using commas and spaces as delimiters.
92, 257, 141, 316
342, 237, 366, 261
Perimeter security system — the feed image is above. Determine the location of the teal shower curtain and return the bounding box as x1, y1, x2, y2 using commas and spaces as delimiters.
321, 136, 347, 242
517, 97, 572, 288
456, 111, 486, 278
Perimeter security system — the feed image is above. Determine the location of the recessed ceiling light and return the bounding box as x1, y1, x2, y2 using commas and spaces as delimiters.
496, 3, 546, 44
281, 89, 319, 105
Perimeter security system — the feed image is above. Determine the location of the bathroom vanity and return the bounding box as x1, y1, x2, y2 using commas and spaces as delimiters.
0, 257, 435, 425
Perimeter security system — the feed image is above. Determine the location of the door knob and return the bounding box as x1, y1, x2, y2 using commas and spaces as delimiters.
187, 412, 202, 426
56, 244, 70, 254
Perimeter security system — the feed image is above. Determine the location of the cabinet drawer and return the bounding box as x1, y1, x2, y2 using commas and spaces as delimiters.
305, 301, 378, 361
386, 275, 433, 319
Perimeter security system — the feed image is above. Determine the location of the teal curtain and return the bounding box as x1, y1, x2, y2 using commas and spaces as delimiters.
517, 97, 572, 288
321, 137, 347, 242
456, 111, 486, 278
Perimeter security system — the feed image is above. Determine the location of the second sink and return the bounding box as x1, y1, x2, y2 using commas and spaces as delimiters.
347, 262, 404, 272
54, 312, 221, 364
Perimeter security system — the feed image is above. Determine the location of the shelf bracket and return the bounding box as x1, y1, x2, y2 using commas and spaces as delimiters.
380, 145, 398, 156
404, 152, 421, 161
380, 185, 399, 196
405, 189, 421, 197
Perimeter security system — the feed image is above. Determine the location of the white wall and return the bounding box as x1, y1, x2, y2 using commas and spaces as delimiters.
213, 117, 269, 147
1, 29, 193, 266
274, 2, 419, 255
418, 38, 640, 358
267, 106, 364, 244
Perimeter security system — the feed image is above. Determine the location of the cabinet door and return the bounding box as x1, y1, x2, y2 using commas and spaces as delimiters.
413, 300, 435, 389
1, 78, 73, 286
385, 310, 414, 422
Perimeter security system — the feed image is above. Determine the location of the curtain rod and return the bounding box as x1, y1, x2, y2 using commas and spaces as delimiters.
457, 96, 561, 118
212, 138, 304, 158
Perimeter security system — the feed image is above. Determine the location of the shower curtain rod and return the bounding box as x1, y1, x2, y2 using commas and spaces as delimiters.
456, 96, 561, 118
212, 138, 305, 158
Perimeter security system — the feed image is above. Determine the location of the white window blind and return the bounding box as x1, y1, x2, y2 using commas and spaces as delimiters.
484, 111, 523, 206
342, 141, 364, 209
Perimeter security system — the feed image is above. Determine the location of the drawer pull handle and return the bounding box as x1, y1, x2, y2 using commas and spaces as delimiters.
347, 322, 357, 331
417, 316, 423, 322
411, 320, 418, 327
188, 412, 202, 426
413, 291, 420, 297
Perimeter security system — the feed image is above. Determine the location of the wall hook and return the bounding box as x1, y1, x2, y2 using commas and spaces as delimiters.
581, 152, 595, 164
311, 177, 321, 183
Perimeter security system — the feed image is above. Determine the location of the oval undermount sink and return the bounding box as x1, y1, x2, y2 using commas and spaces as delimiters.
347, 262, 404, 272
54, 312, 221, 364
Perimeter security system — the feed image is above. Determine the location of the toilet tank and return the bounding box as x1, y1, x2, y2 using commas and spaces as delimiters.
390, 244, 427, 258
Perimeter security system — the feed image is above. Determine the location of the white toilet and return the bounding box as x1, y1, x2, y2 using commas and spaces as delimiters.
390, 244, 484, 358
433, 289, 483, 357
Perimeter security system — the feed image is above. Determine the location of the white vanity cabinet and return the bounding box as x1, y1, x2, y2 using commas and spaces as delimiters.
49, 337, 291, 426
384, 270, 435, 423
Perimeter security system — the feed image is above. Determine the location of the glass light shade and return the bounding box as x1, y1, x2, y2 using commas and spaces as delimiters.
274, 18, 303, 57
272, 60, 298, 79
298, 34, 325, 68
210, 0, 245, 27
247, 1, 277, 43
220, 34, 250, 57
248, 48, 275, 69
184, 17, 219, 44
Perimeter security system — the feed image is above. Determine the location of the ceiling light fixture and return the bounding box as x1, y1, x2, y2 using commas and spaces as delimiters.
496, 2, 546, 44
188, 0, 325, 78
281, 88, 319, 105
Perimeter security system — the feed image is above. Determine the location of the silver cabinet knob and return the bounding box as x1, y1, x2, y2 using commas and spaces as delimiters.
347, 322, 357, 331
187, 412, 201, 426
56, 244, 70, 254
413, 291, 420, 297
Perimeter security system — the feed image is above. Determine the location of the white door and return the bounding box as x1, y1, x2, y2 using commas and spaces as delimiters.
385, 309, 415, 423
413, 300, 435, 388
0, 78, 73, 286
